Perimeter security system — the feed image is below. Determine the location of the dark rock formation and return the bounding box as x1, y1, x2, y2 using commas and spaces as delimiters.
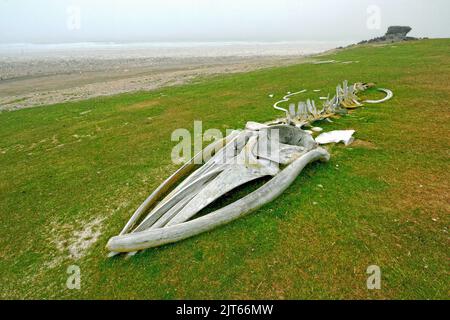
386, 26, 412, 39
359, 26, 417, 44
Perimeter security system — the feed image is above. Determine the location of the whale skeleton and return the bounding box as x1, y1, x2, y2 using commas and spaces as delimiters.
268, 81, 393, 127
106, 81, 393, 256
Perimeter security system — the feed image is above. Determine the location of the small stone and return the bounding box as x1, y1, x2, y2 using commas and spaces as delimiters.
317, 184, 323, 188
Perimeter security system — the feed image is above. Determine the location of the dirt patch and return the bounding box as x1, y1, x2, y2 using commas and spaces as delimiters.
45, 217, 105, 268
43, 197, 133, 269
67, 217, 105, 259
351, 139, 378, 149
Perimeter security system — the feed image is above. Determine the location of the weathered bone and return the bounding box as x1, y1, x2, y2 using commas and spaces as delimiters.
364, 88, 393, 104
267, 81, 391, 127
106, 147, 330, 252
106, 81, 393, 256
116, 133, 233, 237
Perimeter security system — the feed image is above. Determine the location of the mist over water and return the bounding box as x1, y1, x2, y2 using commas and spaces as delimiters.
0, 41, 353, 59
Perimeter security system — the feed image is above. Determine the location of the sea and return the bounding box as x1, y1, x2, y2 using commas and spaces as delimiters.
0, 41, 354, 59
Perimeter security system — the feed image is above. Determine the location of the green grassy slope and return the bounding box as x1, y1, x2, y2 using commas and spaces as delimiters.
0, 39, 449, 299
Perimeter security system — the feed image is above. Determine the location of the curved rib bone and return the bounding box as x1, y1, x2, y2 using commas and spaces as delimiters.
166, 135, 280, 226
133, 166, 225, 231
122, 130, 242, 236
364, 88, 393, 104
106, 147, 330, 253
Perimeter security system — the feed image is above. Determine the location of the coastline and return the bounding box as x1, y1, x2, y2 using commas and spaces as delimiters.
0, 41, 350, 111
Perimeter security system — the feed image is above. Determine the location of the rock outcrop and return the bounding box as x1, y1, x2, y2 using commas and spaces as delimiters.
359, 26, 417, 44
385, 26, 412, 40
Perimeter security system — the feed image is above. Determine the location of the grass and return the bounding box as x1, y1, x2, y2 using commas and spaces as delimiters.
0, 39, 449, 299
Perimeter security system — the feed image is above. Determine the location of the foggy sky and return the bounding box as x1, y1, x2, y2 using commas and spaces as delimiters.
1, 0, 449, 43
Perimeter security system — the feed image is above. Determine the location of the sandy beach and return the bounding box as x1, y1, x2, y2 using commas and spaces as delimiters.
0, 41, 350, 110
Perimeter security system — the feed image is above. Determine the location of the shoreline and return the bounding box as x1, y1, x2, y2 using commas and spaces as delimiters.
0, 56, 315, 111
0, 41, 350, 111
